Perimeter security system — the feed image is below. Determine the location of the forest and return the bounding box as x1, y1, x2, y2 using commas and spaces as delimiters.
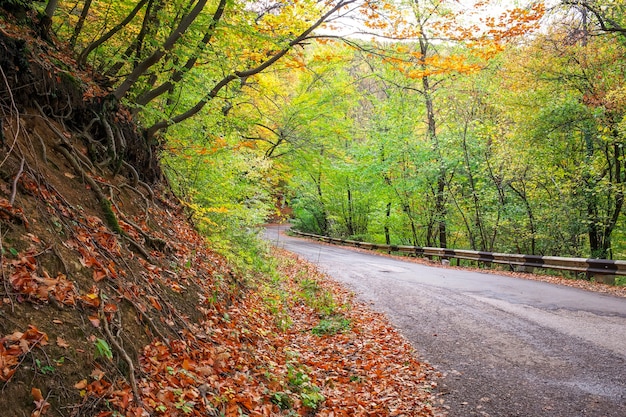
9, 0, 626, 262
0, 1, 624, 416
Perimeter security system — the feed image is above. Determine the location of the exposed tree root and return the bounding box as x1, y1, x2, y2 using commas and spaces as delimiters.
138, 180, 154, 201
9, 157, 24, 205
122, 234, 152, 260
100, 297, 143, 411
108, 283, 171, 343
54, 144, 119, 228
33, 130, 48, 164
122, 160, 139, 187
120, 183, 151, 217
54, 143, 154, 261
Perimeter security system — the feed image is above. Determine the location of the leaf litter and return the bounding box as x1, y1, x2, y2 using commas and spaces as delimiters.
0, 143, 443, 416
1, 171, 443, 416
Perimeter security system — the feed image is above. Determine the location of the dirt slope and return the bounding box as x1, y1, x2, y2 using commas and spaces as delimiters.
0, 19, 243, 416
0, 14, 440, 417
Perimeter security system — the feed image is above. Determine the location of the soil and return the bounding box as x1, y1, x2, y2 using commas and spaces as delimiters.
0, 12, 239, 417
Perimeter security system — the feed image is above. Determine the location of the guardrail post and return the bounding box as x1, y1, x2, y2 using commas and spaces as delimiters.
591, 274, 616, 285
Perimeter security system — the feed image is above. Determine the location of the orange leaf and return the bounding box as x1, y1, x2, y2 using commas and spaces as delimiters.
74, 379, 88, 389
56, 337, 70, 349
182, 358, 194, 371
148, 296, 162, 311
93, 268, 107, 282
103, 303, 118, 314
88, 316, 101, 328
90, 368, 105, 380
31, 387, 43, 402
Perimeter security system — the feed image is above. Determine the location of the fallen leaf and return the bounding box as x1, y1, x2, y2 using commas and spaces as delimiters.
103, 303, 118, 314
74, 379, 88, 389
56, 337, 70, 349
88, 316, 101, 328
31, 387, 43, 402
91, 368, 105, 380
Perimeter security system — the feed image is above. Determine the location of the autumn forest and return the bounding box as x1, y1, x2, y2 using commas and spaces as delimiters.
0, 0, 624, 416
12, 0, 620, 261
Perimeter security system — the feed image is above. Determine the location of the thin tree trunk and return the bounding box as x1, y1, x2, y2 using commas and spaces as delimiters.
385, 202, 391, 245
418, 24, 446, 248
40, 0, 59, 39
312, 166, 329, 236
135, 0, 228, 106
509, 181, 536, 255
461, 121, 488, 250
78, 0, 149, 66
105, 0, 165, 78
44, 0, 58, 18
422, 74, 447, 248
69, 0, 92, 49
114, 0, 210, 100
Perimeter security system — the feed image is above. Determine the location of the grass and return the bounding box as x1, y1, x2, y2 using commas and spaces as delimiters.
311, 315, 351, 335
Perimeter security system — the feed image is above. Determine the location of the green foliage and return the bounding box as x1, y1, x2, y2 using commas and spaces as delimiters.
311, 315, 351, 336
41, 0, 626, 270
162, 117, 276, 275
94, 338, 113, 360
269, 359, 326, 411
270, 392, 292, 409
278, 25, 626, 263
298, 277, 338, 317
286, 363, 325, 409
34, 358, 55, 375
260, 263, 294, 331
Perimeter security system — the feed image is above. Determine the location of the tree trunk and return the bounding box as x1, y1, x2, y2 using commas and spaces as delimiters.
39, 0, 59, 39
385, 202, 391, 245
422, 73, 446, 248
509, 181, 537, 255
418, 21, 447, 248
346, 183, 354, 236
78, 0, 150, 67
135, 0, 228, 106
105, 0, 165, 78
113, 0, 210, 100
69, 0, 92, 49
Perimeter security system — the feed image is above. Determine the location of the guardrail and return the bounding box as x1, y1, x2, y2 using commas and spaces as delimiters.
291, 230, 626, 280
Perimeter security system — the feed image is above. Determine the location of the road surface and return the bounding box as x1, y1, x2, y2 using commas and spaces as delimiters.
264, 225, 626, 417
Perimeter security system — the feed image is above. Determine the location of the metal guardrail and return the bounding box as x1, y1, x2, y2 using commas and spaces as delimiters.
291, 230, 626, 278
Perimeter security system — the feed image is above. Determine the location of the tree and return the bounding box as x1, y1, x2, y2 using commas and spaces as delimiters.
496, 8, 626, 258
562, 0, 626, 38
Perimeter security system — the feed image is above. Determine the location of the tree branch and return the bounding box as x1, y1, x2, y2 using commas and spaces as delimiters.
135, 0, 228, 106
145, 0, 359, 138
78, 0, 149, 67
114, 0, 210, 100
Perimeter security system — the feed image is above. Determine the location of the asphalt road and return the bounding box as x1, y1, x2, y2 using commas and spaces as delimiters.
264, 225, 626, 417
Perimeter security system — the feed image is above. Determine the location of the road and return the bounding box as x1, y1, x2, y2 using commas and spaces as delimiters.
264, 225, 626, 417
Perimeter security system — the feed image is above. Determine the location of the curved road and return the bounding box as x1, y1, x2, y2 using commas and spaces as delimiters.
264, 225, 626, 417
